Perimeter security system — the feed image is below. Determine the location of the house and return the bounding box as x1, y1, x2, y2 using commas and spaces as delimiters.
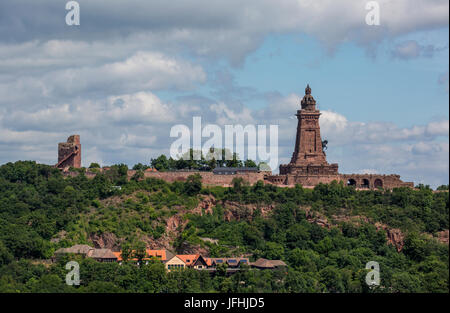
52, 244, 118, 263
113, 249, 174, 264
171, 254, 210, 270
192, 255, 209, 269
209, 257, 250, 268
251, 258, 287, 269
87, 249, 118, 263
165, 255, 186, 271
176, 254, 198, 267
212, 167, 259, 175
146, 249, 173, 262
53, 244, 93, 260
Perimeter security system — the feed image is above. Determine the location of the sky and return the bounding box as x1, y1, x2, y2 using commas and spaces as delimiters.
0, 0, 448, 188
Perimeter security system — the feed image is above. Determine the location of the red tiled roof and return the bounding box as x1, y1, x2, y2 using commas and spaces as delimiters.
176, 254, 199, 266
205, 258, 213, 267
113, 251, 122, 261
114, 249, 170, 262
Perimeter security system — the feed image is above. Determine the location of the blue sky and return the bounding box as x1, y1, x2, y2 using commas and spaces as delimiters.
180, 29, 449, 126
0, 0, 448, 187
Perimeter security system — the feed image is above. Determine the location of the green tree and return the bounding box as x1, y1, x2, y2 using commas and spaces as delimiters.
120, 243, 132, 263
133, 242, 147, 265
184, 174, 202, 196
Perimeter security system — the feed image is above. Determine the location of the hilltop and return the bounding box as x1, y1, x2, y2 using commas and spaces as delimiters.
0, 161, 448, 292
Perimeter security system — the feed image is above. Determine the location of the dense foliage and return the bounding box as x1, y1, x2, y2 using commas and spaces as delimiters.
0, 161, 448, 293
150, 149, 258, 171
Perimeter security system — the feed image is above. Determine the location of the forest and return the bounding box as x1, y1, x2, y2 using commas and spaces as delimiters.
0, 161, 448, 293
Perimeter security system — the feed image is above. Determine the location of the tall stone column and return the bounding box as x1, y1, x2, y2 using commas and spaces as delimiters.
290, 84, 327, 165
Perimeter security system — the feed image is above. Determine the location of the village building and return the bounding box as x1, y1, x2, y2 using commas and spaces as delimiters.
209, 257, 250, 268
251, 258, 287, 270
112, 249, 174, 264
87, 249, 118, 263
52, 244, 118, 263
192, 255, 209, 269
212, 167, 259, 175
53, 245, 288, 273
165, 255, 186, 271
53, 244, 93, 261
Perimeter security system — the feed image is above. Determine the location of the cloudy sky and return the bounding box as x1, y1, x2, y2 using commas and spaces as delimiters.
0, 0, 448, 187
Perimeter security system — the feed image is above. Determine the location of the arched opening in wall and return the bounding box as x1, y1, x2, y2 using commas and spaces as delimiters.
374, 178, 383, 189
362, 179, 370, 188
347, 179, 357, 187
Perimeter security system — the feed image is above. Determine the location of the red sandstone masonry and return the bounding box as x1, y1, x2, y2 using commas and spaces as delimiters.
266, 85, 414, 190
139, 170, 268, 186
62, 169, 268, 187
61, 169, 413, 190
56, 135, 81, 169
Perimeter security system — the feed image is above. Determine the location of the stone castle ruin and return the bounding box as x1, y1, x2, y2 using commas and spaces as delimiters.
56, 85, 413, 189
55, 135, 81, 169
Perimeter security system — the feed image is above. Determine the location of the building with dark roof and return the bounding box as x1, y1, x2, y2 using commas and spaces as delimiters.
212, 167, 259, 175
251, 258, 287, 269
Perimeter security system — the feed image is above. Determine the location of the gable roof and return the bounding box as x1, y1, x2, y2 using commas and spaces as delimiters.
204, 258, 213, 267
113, 249, 174, 262
113, 251, 122, 261
209, 257, 249, 266
252, 258, 286, 268
252, 258, 275, 268
146, 249, 171, 260
54, 244, 93, 255
166, 255, 186, 264
88, 249, 118, 259
269, 260, 287, 267
193, 255, 208, 266
176, 254, 199, 266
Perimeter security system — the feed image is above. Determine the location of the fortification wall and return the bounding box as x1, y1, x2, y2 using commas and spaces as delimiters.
62, 169, 413, 190
265, 173, 413, 189
136, 170, 267, 186
339, 174, 414, 189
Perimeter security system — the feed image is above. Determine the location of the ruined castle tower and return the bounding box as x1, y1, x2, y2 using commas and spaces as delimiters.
279, 85, 339, 184
56, 135, 81, 169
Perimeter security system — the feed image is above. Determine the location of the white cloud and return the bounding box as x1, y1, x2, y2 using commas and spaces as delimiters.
0, 50, 206, 112
209, 102, 255, 125
391, 40, 441, 59
107, 92, 175, 124
0, 1, 448, 64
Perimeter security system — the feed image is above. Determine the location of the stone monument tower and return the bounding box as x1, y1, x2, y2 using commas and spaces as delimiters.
279, 85, 339, 184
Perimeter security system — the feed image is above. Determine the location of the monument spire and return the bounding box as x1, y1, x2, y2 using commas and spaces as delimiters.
301, 84, 316, 111
305, 84, 311, 95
